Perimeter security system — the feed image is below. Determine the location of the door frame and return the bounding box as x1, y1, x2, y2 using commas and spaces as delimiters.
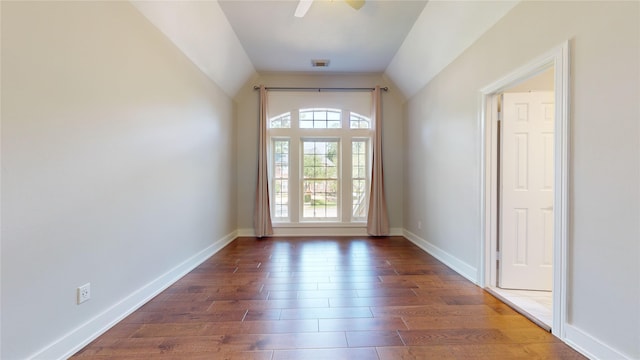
478, 41, 569, 338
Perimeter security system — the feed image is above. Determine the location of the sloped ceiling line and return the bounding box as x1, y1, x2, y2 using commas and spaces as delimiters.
131, 0, 256, 97
386, 0, 519, 98
131, 0, 519, 99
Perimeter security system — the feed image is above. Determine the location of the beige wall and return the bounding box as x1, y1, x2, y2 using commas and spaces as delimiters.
234, 73, 404, 233
3, 1, 638, 358
403, 1, 639, 358
505, 67, 554, 93
1, 2, 236, 358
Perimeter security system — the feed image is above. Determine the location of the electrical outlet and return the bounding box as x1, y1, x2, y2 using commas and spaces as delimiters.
418, 221, 422, 230
77, 283, 91, 304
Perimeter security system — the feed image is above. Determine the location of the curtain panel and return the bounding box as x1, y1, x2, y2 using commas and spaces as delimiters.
366, 86, 390, 236
254, 85, 274, 237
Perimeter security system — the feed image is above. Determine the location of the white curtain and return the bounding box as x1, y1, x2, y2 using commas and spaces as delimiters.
254, 85, 273, 237
367, 86, 390, 236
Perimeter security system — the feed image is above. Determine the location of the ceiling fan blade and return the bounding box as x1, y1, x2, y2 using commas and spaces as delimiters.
294, 0, 313, 17
345, 0, 365, 10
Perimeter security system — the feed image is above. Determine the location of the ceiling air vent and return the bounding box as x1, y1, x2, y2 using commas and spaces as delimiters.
311, 59, 330, 68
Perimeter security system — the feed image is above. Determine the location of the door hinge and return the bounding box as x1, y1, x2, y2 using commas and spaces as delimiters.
497, 111, 502, 122
496, 251, 501, 261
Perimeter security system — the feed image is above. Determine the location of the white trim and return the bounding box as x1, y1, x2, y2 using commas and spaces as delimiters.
237, 228, 257, 237
403, 229, 478, 284
275, 226, 366, 237
478, 41, 570, 339
238, 226, 403, 237
564, 324, 634, 360
30, 231, 237, 360
268, 104, 373, 225
554, 41, 570, 341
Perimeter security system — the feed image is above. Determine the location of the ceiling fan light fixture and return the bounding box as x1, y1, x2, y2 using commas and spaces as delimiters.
311, 59, 330, 68
295, 0, 313, 17
345, 0, 365, 10
295, 0, 365, 18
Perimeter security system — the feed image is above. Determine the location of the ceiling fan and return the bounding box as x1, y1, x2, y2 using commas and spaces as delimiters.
294, 0, 365, 18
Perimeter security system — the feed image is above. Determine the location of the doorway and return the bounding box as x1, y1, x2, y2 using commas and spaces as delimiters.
479, 42, 569, 337
496, 76, 555, 329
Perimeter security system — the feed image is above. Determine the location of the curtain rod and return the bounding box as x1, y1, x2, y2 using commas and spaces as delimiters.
253, 86, 388, 92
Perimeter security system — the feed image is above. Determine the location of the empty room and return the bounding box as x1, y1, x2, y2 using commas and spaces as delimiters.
1, 1, 638, 359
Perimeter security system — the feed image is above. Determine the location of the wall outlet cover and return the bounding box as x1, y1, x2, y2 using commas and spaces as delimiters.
77, 283, 91, 304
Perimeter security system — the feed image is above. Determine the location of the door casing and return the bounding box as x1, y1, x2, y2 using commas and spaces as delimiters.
478, 41, 569, 338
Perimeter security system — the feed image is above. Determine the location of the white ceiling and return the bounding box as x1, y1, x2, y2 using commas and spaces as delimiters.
132, 0, 256, 97
132, 0, 519, 98
218, 0, 427, 73
387, 0, 520, 97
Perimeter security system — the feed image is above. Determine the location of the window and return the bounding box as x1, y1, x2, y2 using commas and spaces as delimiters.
272, 139, 289, 218
302, 140, 339, 219
350, 113, 371, 129
300, 109, 341, 129
352, 139, 368, 220
268, 108, 371, 224
270, 112, 291, 129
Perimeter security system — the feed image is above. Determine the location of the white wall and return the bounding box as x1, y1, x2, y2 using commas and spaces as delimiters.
234, 73, 404, 234
403, 1, 639, 358
1, 2, 237, 359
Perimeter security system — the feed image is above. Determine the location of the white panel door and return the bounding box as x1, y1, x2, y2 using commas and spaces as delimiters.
500, 91, 554, 291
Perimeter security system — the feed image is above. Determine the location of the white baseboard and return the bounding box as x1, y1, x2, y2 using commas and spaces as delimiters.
402, 229, 478, 284
26, 228, 633, 360
401, 231, 635, 360
237, 228, 256, 237
31, 231, 237, 360
237, 227, 403, 237
564, 324, 634, 360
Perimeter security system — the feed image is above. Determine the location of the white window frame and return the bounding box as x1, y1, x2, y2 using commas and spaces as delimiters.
351, 137, 370, 222
270, 137, 290, 222
300, 137, 341, 222
267, 108, 372, 225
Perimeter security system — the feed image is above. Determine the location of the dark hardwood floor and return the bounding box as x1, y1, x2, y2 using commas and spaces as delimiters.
71, 236, 585, 359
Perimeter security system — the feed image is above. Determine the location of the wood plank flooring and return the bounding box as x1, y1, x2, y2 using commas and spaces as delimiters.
71, 236, 585, 359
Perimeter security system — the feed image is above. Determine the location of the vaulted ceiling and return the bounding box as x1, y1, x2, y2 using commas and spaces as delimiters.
218, 0, 427, 74
132, 0, 519, 98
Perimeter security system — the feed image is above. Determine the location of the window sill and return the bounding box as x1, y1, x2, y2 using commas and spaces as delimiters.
272, 222, 366, 228
268, 222, 369, 236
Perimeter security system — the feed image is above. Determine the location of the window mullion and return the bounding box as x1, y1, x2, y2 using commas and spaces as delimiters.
343, 134, 352, 223
342, 109, 349, 129
289, 111, 300, 223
